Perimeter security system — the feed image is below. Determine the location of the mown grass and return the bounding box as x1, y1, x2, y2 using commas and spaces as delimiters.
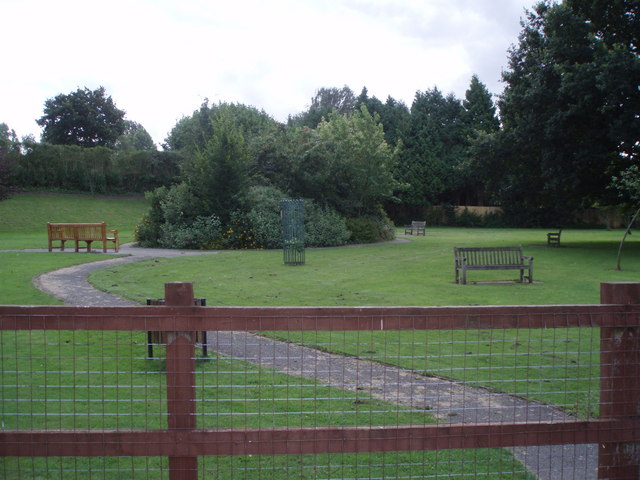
91, 227, 639, 306
1, 194, 537, 478
0, 192, 149, 249
86, 227, 639, 420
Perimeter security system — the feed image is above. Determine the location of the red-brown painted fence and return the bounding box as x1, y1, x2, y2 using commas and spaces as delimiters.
1, 281, 639, 479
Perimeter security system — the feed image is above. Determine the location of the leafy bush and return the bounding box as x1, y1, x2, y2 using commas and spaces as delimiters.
135, 187, 168, 247
135, 184, 220, 249
159, 183, 202, 225
242, 185, 285, 249
222, 211, 259, 249
159, 215, 222, 250
346, 213, 395, 244
305, 203, 350, 247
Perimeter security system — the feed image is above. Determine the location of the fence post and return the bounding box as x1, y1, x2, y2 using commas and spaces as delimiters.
599, 282, 640, 479
164, 282, 198, 480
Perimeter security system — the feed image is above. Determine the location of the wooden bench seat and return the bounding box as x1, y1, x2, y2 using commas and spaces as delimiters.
547, 229, 562, 247
47, 222, 119, 253
454, 246, 533, 284
404, 220, 426, 236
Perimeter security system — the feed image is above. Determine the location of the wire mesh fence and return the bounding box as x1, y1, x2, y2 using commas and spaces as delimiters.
1, 282, 640, 479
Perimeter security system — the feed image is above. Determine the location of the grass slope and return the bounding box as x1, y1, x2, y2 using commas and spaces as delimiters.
0, 192, 149, 249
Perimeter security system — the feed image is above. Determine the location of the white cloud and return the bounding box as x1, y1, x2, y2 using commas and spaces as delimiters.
0, 0, 531, 145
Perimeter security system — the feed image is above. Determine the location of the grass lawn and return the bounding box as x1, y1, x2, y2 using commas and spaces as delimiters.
0, 191, 149, 249
91, 227, 639, 306
1, 193, 540, 478
86, 227, 635, 419
4, 193, 639, 478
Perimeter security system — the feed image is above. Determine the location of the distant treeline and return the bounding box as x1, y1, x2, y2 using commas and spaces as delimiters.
13, 143, 183, 195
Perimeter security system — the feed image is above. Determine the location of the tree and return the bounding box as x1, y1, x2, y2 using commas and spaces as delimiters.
396, 88, 468, 208
463, 75, 499, 134
288, 86, 357, 129
612, 165, 640, 270
462, 75, 500, 205
37, 86, 126, 148
182, 110, 251, 223
0, 123, 20, 199
165, 101, 277, 155
489, 1, 639, 226
314, 105, 397, 216
355, 88, 410, 147
115, 121, 156, 152
565, 0, 638, 54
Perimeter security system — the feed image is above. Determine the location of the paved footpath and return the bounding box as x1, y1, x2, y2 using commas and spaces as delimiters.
12, 244, 597, 479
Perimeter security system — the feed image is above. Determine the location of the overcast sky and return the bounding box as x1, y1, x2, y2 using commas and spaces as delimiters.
1, 0, 535, 146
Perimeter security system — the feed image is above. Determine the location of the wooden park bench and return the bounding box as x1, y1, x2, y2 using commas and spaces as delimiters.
454, 246, 533, 284
47, 222, 119, 253
547, 229, 562, 247
404, 220, 426, 236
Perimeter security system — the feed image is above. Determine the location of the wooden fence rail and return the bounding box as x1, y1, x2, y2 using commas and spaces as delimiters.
1, 281, 639, 479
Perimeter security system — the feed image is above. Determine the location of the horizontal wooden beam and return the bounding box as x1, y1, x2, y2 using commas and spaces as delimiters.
1, 304, 639, 331
2, 420, 638, 457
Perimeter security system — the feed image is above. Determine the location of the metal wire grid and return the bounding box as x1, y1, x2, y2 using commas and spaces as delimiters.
0, 318, 604, 479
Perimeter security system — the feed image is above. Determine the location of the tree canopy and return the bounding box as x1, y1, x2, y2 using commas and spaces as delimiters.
481, 0, 640, 226
37, 86, 126, 148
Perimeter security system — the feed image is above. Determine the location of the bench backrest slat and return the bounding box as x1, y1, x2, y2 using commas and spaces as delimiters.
454, 247, 523, 266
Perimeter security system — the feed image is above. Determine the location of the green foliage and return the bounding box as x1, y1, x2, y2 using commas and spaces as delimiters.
110, 150, 182, 192
37, 86, 126, 148
221, 211, 259, 249
450, 207, 507, 228
396, 88, 469, 207
354, 88, 412, 148
165, 101, 278, 155
135, 187, 167, 247
463, 75, 500, 135
15, 143, 181, 194
0, 123, 19, 200
345, 213, 395, 244
313, 106, 397, 216
18, 142, 113, 194
255, 106, 398, 218
242, 185, 285, 249
486, 1, 640, 225
135, 184, 205, 247
288, 86, 357, 128
182, 110, 251, 224
305, 203, 350, 247
159, 215, 222, 250
115, 121, 156, 152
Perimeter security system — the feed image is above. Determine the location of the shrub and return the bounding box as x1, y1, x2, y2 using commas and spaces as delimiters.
346, 213, 395, 244
222, 211, 259, 249
159, 215, 222, 250
305, 203, 350, 247
242, 185, 286, 249
135, 187, 169, 247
